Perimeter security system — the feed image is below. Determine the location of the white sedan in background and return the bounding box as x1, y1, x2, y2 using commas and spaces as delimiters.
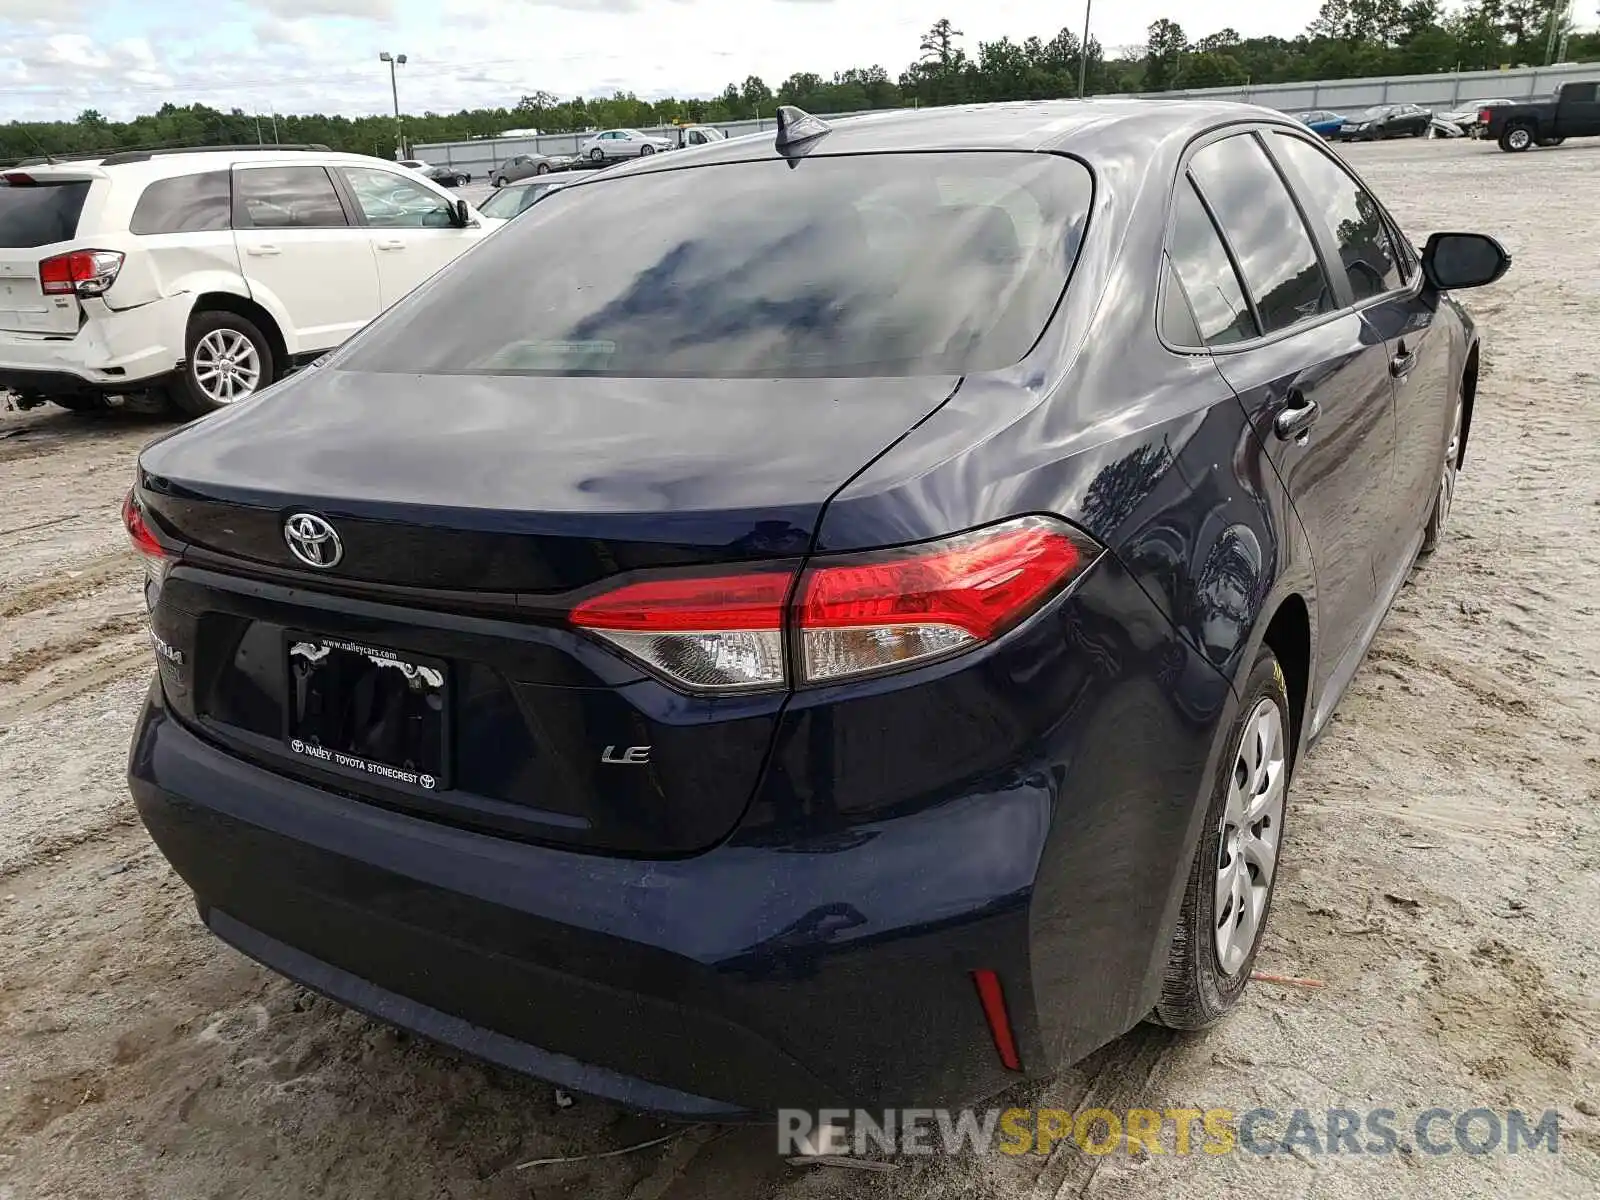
577, 129, 672, 163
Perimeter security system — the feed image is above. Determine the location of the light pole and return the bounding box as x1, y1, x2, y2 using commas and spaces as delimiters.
1077, 1, 1092, 98
379, 51, 407, 158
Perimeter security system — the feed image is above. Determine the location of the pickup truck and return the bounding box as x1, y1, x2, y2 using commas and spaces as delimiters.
1483, 80, 1600, 152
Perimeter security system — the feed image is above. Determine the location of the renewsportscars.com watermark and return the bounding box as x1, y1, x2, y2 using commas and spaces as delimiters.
778, 1106, 1565, 1158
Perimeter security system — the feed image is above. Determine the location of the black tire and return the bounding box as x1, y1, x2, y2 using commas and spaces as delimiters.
493, 175, 508, 188
1420, 384, 1465, 556
1412, 124, 1427, 137
1536, 137, 1565, 148
589, 147, 605, 162
640, 144, 655, 156
173, 310, 276, 418
536, 162, 550, 175
1150, 646, 1292, 1030
1499, 126, 1534, 152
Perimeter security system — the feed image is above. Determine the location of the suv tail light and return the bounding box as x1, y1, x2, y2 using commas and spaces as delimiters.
568, 517, 1101, 694
40, 249, 124, 297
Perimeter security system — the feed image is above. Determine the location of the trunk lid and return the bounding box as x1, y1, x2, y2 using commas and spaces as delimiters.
0, 171, 99, 335
140, 365, 959, 855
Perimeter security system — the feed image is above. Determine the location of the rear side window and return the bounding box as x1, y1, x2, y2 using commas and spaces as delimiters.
233, 166, 348, 229
343, 152, 1094, 378
0, 180, 90, 248
1271, 135, 1403, 302
130, 171, 231, 235
1190, 135, 1333, 336
1166, 179, 1255, 347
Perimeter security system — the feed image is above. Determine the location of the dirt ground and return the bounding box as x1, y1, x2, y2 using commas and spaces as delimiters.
1, 137, 1597, 1200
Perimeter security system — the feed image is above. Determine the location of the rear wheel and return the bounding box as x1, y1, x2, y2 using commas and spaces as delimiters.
1420, 391, 1465, 556
174, 310, 275, 417
536, 162, 550, 175
1151, 647, 1291, 1030
1500, 126, 1534, 152
1536, 136, 1565, 148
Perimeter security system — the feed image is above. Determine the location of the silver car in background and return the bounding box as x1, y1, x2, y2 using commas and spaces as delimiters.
577, 129, 672, 163
490, 152, 576, 187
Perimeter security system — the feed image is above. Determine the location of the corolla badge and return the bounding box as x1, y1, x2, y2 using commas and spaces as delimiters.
284, 513, 343, 569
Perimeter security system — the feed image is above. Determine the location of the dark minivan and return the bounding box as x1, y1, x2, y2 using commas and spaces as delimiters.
126, 102, 1508, 1115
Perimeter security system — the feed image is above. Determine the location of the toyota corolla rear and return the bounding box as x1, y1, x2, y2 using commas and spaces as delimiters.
127, 141, 1211, 1113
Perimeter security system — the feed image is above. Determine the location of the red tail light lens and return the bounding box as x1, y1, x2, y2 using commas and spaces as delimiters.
122, 489, 173, 593
40, 249, 124, 297
797, 516, 1099, 683
566, 517, 1100, 694
569, 569, 791, 692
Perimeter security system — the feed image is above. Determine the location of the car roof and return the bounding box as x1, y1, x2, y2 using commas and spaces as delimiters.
591, 99, 1302, 180
9, 148, 432, 185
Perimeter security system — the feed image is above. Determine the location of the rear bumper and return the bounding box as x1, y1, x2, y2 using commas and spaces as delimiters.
129, 679, 1051, 1115
0, 293, 189, 394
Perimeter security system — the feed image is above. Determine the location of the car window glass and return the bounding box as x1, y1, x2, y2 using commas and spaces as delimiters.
1189, 135, 1333, 335
342, 151, 1095, 378
234, 166, 347, 229
0, 179, 91, 247
1166, 178, 1255, 347
341, 167, 456, 229
130, 171, 231, 235
1272, 135, 1403, 302
1160, 258, 1203, 347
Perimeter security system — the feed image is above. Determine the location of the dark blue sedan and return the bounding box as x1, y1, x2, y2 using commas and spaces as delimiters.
1296, 109, 1346, 137
125, 100, 1507, 1115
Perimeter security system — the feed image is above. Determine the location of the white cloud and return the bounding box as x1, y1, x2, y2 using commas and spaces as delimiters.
245, 0, 396, 17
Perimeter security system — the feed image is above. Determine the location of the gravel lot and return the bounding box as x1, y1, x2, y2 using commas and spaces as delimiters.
1, 137, 1597, 1200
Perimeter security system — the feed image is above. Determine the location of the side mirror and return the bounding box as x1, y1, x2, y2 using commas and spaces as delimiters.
1421, 232, 1511, 291
452, 198, 470, 228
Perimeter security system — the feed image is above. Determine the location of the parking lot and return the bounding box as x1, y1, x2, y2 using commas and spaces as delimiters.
1, 135, 1597, 1199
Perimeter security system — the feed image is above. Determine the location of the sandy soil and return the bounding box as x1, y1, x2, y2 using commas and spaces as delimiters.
1, 137, 1597, 1200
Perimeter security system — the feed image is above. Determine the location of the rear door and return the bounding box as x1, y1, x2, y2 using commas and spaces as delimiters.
1268, 131, 1446, 586
1555, 82, 1600, 138
231, 163, 380, 352
1175, 130, 1397, 682
336, 165, 483, 309
0, 170, 98, 335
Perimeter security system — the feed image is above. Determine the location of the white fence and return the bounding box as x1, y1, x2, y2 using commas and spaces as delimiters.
414, 61, 1600, 178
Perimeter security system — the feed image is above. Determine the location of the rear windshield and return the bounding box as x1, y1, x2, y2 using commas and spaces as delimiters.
343, 152, 1094, 378
0, 179, 91, 248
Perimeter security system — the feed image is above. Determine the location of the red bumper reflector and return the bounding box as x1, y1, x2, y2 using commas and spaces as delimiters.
972, 968, 1022, 1071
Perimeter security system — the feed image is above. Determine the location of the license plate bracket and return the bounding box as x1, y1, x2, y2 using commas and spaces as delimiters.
284, 633, 450, 793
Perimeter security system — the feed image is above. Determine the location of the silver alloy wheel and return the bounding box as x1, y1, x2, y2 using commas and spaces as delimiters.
1507, 127, 1532, 150
191, 328, 262, 405
1215, 698, 1286, 975
1436, 397, 1464, 536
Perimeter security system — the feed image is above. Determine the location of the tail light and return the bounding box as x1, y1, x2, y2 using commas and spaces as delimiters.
40, 249, 124, 297
1478, 109, 1491, 124
122, 489, 173, 595
568, 516, 1101, 694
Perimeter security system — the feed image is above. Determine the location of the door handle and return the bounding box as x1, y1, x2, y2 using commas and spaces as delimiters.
245, 244, 281, 257
1274, 392, 1320, 442
375, 239, 405, 252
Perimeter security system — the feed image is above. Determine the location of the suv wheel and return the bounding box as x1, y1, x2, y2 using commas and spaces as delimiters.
1500, 126, 1534, 152
1536, 136, 1565, 148
175, 311, 274, 417
1150, 646, 1291, 1029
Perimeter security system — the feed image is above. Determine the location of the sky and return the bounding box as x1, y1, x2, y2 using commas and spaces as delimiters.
0, 0, 1549, 124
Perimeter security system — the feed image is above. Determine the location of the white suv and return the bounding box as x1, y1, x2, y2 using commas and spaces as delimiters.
0, 145, 494, 415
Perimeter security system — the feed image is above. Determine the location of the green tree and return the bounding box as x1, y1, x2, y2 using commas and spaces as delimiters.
1144, 19, 1188, 91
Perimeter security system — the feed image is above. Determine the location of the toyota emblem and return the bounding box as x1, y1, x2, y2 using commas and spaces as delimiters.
284, 512, 343, 569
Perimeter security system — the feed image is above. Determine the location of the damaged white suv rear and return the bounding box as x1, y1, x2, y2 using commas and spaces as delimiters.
0, 145, 492, 416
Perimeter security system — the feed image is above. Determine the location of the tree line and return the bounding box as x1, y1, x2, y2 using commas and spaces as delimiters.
2, 1, 1595, 165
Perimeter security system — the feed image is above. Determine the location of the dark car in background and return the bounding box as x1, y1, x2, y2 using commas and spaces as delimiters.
125, 101, 1507, 1116
476, 176, 573, 219
1335, 103, 1433, 140
399, 159, 471, 187
1485, 80, 1600, 151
